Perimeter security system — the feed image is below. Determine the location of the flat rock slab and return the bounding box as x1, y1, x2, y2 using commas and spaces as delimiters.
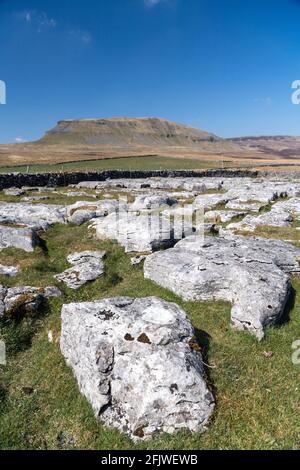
204, 210, 245, 223
130, 195, 178, 212
144, 236, 300, 340
4, 188, 25, 197
0, 225, 38, 252
225, 200, 267, 212
60, 296, 214, 440
0, 203, 67, 230
0, 264, 19, 277
55, 251, 106, 289
67, 200, 126, 225
66, 250, 106, 265
227, 197, 300, 233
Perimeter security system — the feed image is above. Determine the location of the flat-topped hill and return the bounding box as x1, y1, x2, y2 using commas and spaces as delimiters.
38, 117, 221, 147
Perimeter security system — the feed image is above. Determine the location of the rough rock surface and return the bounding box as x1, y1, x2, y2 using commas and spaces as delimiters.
0, 285, 61, 317
55, 251, 106, 289
144, 236, 300, 340
227, 197, 300, 233
0, 264, 19, 277
130, 194, 178, 212
0, 203, 66, 229
4, 188, 25, 197
93, 212, 179, 253
67, 200, 126, 225
60, 296, 214, 440
131, 256, 147, 266
0, 225, 38, 252
204, 210, 245, 223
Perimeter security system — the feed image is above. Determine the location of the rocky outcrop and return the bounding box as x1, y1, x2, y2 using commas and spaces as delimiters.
144, 236, 300, 340
227, 197, 300, 233
67, 200, 126, 225
129, 195, 178, 212
0, 285, 61, 318
0, 203, 67, 230
60, 296, 214, 440
55, 251, 106, 289
0, 226, 38, 252
92, 212, 179, 253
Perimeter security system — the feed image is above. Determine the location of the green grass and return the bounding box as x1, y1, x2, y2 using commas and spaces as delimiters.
0, 156, 234, 174
0, 223, 300, 450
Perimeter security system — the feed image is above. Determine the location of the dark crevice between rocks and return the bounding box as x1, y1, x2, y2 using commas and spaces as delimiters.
276, 285, 296, 327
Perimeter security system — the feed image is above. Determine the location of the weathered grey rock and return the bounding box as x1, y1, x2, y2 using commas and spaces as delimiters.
43, 286, 62, 298
144, 236, 300, 340
66, 250, 106, 266
194, 193, 230, 210
93, 212, 177, 253
225, 200, 267, 212
60, 296, 214, 440
21, 195, 50, 202
227, 197, 300, 233
0, 264, 19, 277
0, 285, 60, 317
67, 200, 126, 225
64, 191, 96, 198
4, 188, 25, 197
130, 195, 178, 212
0, 225, 38, 252
204, 210, 245, 224
131, 256, 147, 266
0, 203, 67, 229
55, 251, 106, 289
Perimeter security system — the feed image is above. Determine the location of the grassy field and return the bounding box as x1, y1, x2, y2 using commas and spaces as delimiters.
0, 221, 300, 450
0, 156, 235, 174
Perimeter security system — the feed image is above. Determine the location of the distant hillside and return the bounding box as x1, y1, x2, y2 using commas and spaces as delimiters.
38, 117, 221, 147
228, 135, 300, 158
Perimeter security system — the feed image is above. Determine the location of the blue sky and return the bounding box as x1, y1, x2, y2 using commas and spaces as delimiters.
1, 0, 300, 143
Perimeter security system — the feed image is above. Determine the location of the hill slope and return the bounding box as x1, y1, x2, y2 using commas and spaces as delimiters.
39, 117, 221, 147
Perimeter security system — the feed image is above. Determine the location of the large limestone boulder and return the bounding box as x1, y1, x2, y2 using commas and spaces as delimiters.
60, 296, 214, 440
144, 236, 300, 340
92, 212, 178, 253
0, 226, 38, 252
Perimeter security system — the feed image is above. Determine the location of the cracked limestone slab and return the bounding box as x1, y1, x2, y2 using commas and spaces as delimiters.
0, 225, 38, 252
144, 235, 300, 340
55, 251, 106, 289
0, 203, 67, 230
60, 296, 214, 441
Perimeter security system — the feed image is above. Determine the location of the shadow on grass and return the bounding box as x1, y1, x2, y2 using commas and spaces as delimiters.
194, 327, 216, 396
0, 299, 51, 357
276, 285, 296, 328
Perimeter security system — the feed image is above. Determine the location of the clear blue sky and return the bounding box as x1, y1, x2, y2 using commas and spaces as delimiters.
1, 0, 300, 143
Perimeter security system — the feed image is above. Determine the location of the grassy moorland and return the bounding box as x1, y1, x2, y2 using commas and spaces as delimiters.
0, 219, 299, 450
0, 155, 235, 174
